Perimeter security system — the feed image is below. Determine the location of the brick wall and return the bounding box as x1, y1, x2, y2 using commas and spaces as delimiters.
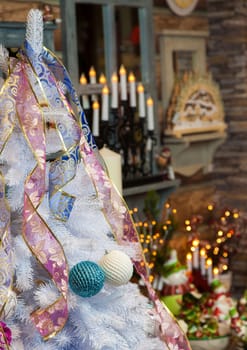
0, 1, 60, 22
153, 2, 247, 296
207, 0, 247, 296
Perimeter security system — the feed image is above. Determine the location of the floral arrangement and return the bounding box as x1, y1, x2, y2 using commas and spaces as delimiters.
177, 281, 247, 346
130, 193, 247, 350
237, 290, 247, 347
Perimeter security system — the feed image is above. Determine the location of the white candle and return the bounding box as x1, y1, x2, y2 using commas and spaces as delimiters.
192, 239, 200, 269
206, 258, 213, 285
89, 66, 96, 84
137, 83, 145, 118
79, 73, 90, 109
186, 252, 192, 272
119, 65, 127, 101
146, 97, 154, 131
89, 66, 97, 101
146, 137, 152, 152
152, 276, 159, 290
200, 248, 206, 276
92, 100, 100, 136
157, 276, 164, 291
101, 85, 109, 121
99, 147, 122, 195
128, 72, 136, 107
111, 72, 118, 109
213, 267, 219, 281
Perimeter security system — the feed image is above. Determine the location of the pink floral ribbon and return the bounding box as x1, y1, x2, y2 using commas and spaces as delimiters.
0, 41, 191, 347
0, 61, 15, 342
39, 47, 191, 349
17, 60, 68, 339
0, 321, 11, 350
0, 58, 69, 339
79, 137, 192, 350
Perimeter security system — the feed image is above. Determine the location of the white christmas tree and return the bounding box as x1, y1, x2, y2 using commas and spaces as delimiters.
0, 9, 190, 350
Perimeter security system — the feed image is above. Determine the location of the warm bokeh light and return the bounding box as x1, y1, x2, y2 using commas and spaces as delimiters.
206, 258, 212, 267
207, 204, 214, 211
213, 247, 219, 255
192, 239, 200, 247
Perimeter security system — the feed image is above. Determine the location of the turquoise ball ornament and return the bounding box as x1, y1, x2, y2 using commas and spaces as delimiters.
69, 261, 105, 297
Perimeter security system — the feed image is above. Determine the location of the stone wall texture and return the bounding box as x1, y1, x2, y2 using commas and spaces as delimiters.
206, 0, 247, 296
154, 1, 247, 297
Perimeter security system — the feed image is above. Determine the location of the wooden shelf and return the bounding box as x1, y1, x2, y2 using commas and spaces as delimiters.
164, 132, 227, 177
123, 178, 180, 219
123, 178, 180, 197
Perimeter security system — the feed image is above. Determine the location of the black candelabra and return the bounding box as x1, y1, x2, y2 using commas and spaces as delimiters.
78, 67, 161, 188
84, 100, 157, 187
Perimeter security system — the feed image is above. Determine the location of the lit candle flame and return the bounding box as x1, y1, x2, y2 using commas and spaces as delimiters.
80, 73, 87, 85
111, 72, 118, 82
192, 239, 200, 247
102, 85, 109, 95
119, 65, 126, 76
89, 66, 96, 78
99, 73, 107, 84
137, 83, 144, 93
146, 96, 153, 106
128, 72, 135, 82
213, 267, 219, 277
200, 248, 206, 257
92, 101, 99, 110
206, 258, 212, 267
186, 252, 192, 260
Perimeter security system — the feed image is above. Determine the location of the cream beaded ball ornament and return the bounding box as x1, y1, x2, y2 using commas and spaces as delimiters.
99, 250, 134, 286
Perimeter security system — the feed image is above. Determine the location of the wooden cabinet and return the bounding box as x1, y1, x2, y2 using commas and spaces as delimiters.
0, 21, 56, 50
60, 0, 180, 210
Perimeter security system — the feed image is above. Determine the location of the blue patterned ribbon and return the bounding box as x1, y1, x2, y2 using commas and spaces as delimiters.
42, 46, 97, 150
24, 40, 81, 221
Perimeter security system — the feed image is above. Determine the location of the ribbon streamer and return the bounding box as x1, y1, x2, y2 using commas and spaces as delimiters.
79, 137, 192, 350
0, 321, 11, 350
41, 46, 97, 150
0, 176, 13, 316
0, 64, 15, 326
1, 57, 69, 339
21, 26, 190, 350
30, 44, 192, 349
24, 40, 80, 222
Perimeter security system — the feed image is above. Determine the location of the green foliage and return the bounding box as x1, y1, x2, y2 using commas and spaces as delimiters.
143, 190, 160, 221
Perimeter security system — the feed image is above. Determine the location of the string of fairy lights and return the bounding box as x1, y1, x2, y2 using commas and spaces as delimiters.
130, 203, 178, 286
131, 201, 244, 291
185, 204, 241, 285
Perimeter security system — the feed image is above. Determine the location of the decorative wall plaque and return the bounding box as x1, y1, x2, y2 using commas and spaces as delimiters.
166, 0, 198, 16
165, 72, 226, 137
